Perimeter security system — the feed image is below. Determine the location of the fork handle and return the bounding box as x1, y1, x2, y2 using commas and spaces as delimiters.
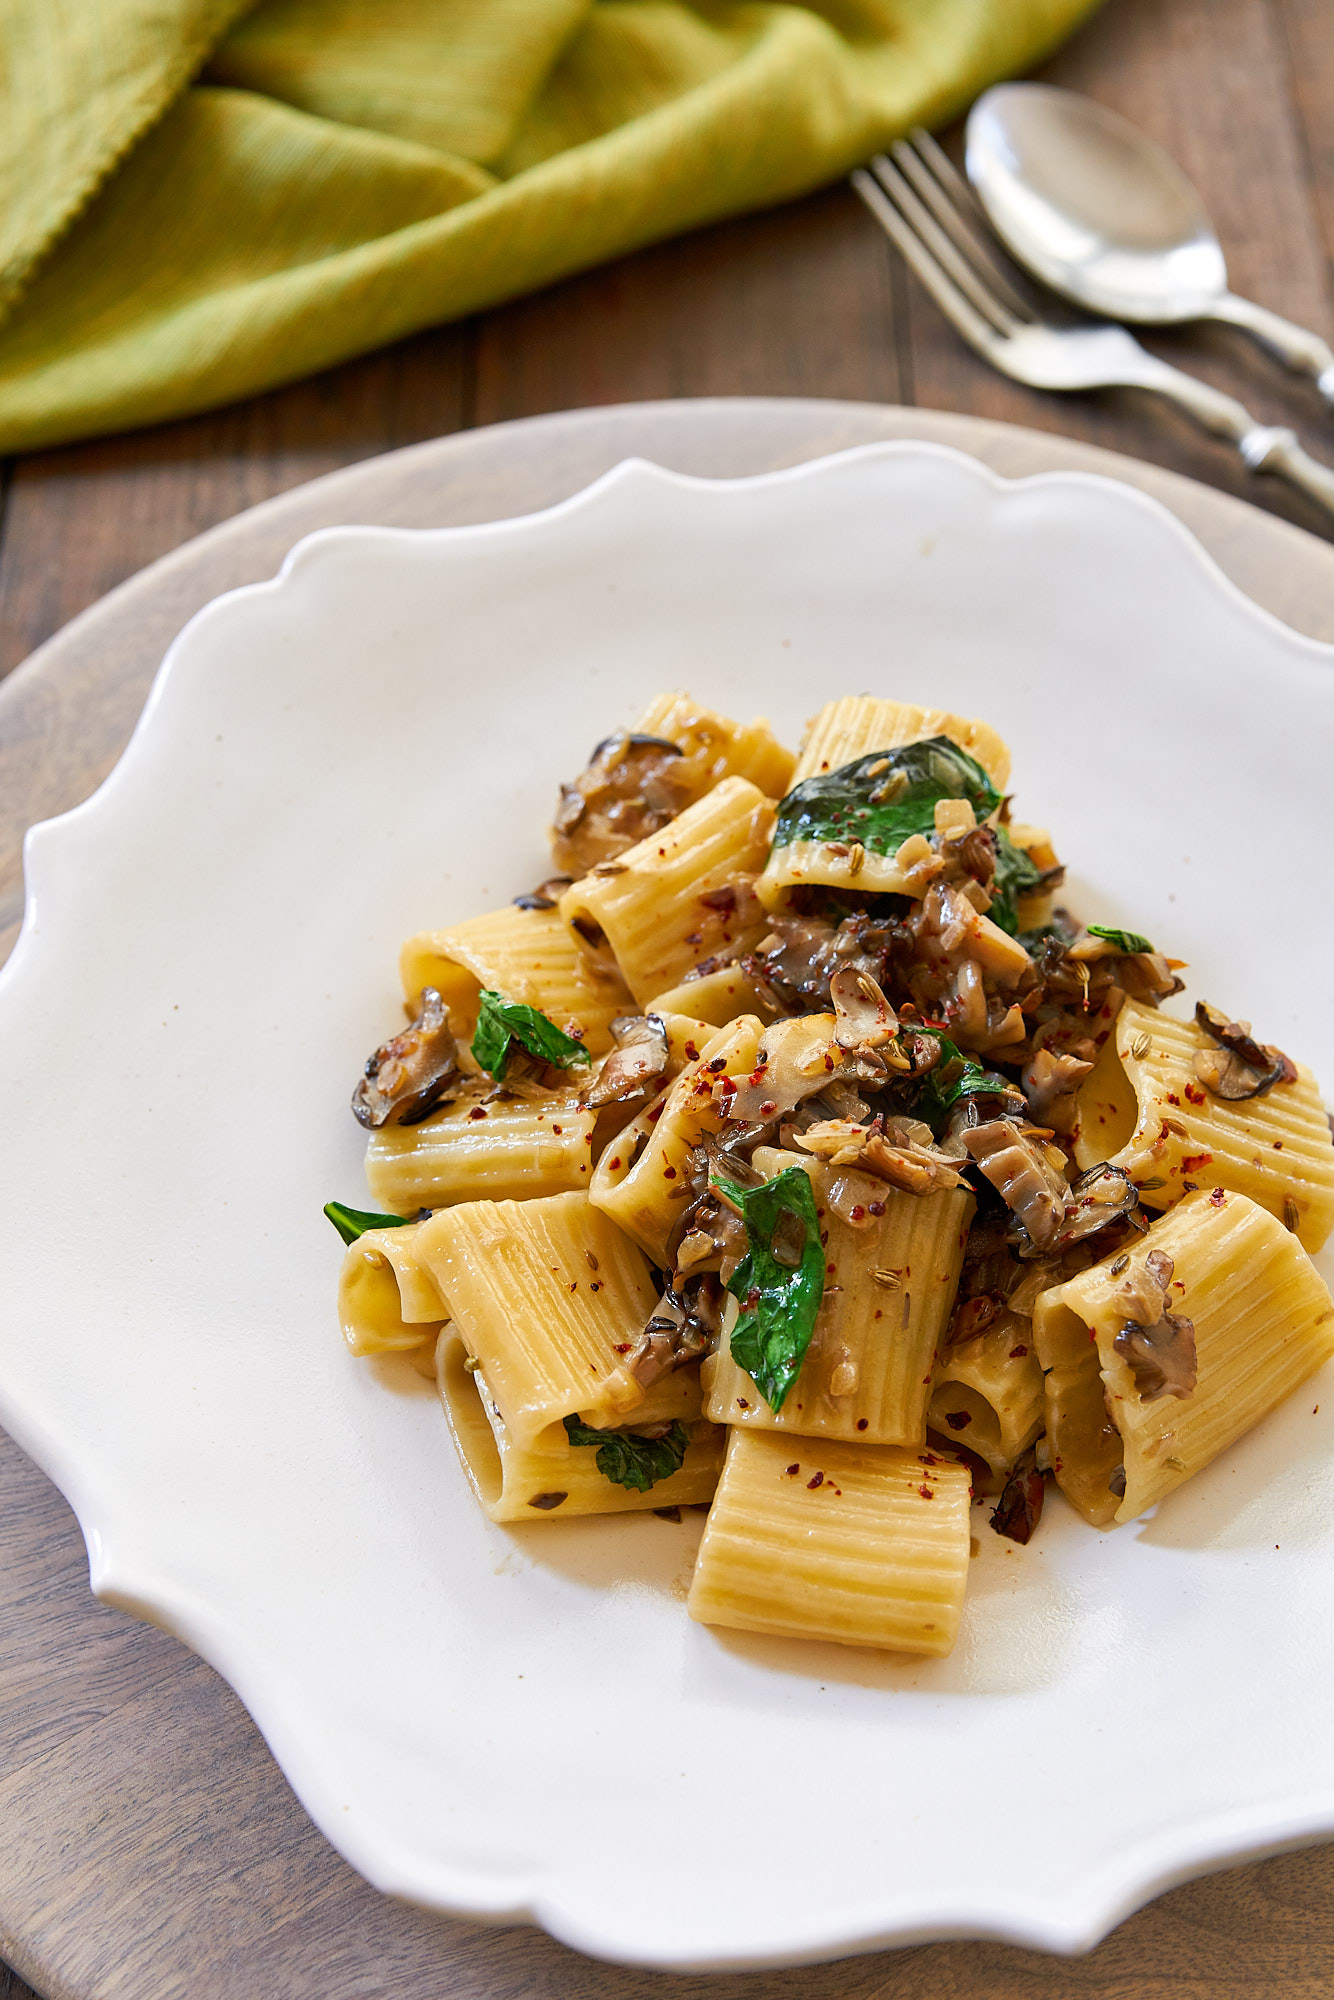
1133, 354, 1334, 525
1205, 292, 1334, 409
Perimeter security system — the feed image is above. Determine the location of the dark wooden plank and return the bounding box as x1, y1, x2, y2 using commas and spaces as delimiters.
471, 186, 905, 421
0, 323, 473, 682
900, 0, 1334, 539
1278, 0, 1334, 281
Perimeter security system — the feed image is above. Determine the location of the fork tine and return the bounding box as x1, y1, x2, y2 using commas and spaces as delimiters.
866, 153, 1016, 336
850, 168, 1001, 358
890, 133, 1035, 322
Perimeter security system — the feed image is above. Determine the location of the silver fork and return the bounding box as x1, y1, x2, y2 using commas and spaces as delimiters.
852, 133, 1334, 527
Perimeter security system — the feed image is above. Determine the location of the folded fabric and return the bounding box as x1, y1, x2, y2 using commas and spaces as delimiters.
0, 0, 1102, 452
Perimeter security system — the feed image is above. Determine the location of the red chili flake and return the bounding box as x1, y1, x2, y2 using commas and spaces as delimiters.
468, 1107, 488, 1120
707, 1057, 728, 1073
720, 1076, 737, 1095
685, 1042, 700, 1061
589, 1282, 601, 1292
552, 1124, 563, 1135
856, 1418, 869, 1431
683, 932, 702, 947
648, 1101, 666, 1123
786, 1463, 800, 1476
918, 1484, 935, 1500
569, 1281, 578, 1292
608, 1156, 622, 1170
1166, 1092, 1180, 1106
1273, 1139, 1285, 1151
657, 846, 667, 856
1209, 1187, 1226, 1208
919, 1452, 940, 1466
850, 1204, 866, 1222
944, 1410, 972, 1431
807, 1471, 825, 1490
759, 1100, 778, 1117
1182, 1152, 1213, 1172
1007, 1345, 1028, 1360
663, 1166, 677, 1180
613, 1343, 631, 1354
1183, 1083, 1206, 1105
1182, 1181, 1198, 1192
868, 1201, 885, 1217
736, 1398, 750, 1410
747, 1067, 768, 1087
820, 1229, 829, 1247
873, 1309, 883, 1321
1089, 1329, 1098, 1344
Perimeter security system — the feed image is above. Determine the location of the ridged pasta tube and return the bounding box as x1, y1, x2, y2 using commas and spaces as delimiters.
793, 695, 1010, 789
633, 691, 795, 803
415, 1191, 658, 1440
589, 1016, 763, 1263
400, 903, 631, 1052
703, 1164, 974, 1445
927, 1320, 1045, 1476
337, 1219, 446, 1357
1033, 1188, 1334, 1528
687, 1428, 971, 1656
436, 1330, 724, 1522
560, 778, 776, 1007
366, 1082, 596, 1211
1072, 997, 1334, 1252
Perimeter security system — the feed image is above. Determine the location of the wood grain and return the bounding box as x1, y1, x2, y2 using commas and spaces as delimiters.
1, 0, 1333, 1994
2, 399, 1334, 2000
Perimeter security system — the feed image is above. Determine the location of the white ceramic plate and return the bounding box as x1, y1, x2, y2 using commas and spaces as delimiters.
1, 443, 1332, 1972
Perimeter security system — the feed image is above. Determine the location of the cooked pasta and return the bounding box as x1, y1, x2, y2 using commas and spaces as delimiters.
329, 688, 1334, 1662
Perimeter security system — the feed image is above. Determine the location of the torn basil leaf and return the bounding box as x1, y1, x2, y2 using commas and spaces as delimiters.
711, 1165, 824, 1413
1088, 924, 1155, 955
562, 1415, 689, 1492
324, 1200, 412, 1245
770, 737, 998, 860
471, 989, 593, 1079
989, 827, 1044, 936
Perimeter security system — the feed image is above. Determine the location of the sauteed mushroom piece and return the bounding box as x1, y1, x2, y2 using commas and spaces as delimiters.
1193, 1001, 1296, 1101
352, 987, 460, 1129
552, 732, 693, 874
581, 1014, 671, 1109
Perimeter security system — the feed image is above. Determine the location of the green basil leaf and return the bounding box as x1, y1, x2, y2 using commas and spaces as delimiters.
711, 1166, 824, 1414
471, 989, 592, 1079
562, 1415, 690, 1492
989, 826, 1044, 936
324, 1200, 412, 1245
771, 737, 999, 859
1088, 924, 1155, 955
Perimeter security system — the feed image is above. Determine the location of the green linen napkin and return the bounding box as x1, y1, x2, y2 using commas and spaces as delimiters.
0, 0, 1101, 452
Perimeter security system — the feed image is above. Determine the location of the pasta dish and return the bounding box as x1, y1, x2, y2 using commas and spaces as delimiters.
328, 693, 1334, 1658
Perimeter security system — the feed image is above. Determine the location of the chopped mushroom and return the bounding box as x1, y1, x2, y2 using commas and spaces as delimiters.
1113, 1311, 1197, 1402
963, 1119, 1069, 1253
991, 1448, 1045, 1543
624, 1306, 711, 1388
352, 986, 460, 1129
580, 1014, 670, 1109
1049, 1162, 1139, 1251
726, 1016, 841, 1124
1193, 1001, 1297, 1101
797, 1115, 968, 1195
1111, 1248, 1197, 1402
829, 966, 899, 1052
551, 732, 694, 874
1021, 1046, 1093, 1134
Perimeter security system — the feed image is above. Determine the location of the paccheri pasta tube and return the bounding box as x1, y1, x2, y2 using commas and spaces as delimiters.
328, 688, 1334, 1660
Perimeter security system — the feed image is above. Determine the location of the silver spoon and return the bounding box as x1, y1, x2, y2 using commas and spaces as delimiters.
965, 83, 1334, 409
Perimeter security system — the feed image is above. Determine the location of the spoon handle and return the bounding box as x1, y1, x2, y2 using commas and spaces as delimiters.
1129, 355, 1334, 526
1207, 292, 1334, 409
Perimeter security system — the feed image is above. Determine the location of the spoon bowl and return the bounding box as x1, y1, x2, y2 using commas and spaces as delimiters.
965, 82, 1334, 404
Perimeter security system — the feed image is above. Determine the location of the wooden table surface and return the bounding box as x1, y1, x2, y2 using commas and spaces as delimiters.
2, 1, 1333, 1995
